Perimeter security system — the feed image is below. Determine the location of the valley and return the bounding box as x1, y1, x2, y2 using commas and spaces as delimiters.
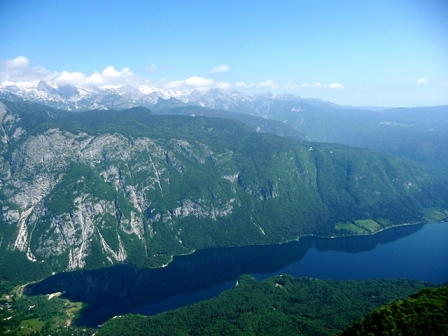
2, 1, 447, 333
0, 91, 447, 335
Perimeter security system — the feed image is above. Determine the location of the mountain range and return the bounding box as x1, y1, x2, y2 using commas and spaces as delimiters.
2, 80, 448, 180
1, 98, 447, 287
0, 80, 394, 117
152, 92, 448, 181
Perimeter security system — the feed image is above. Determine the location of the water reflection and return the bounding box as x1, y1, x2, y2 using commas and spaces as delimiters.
25, 223, 425, 326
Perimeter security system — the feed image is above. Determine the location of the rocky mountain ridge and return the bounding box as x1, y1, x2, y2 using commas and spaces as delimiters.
0, 99, 447, 281
0, 80, 319, 113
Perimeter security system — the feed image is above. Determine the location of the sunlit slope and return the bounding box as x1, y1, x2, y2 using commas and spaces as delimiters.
0, 99, 446, 277
338, 285, 448, 336
231, 99, 448, 181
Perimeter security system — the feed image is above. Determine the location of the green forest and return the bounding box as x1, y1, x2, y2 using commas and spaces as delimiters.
3, 274, 445, 336
338, 286, 448, 336
96, 275, 433, 336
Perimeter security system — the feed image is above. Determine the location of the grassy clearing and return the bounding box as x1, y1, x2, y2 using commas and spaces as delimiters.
355, 219, 382, 233
18, 318, 45, 335
421, 208, 448, 222
335, 222, 366, 234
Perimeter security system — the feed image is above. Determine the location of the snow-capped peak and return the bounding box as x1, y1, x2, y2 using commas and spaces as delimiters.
0, 80, 300, 112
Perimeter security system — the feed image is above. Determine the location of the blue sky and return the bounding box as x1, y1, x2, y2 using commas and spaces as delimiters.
0, 0, 447, 107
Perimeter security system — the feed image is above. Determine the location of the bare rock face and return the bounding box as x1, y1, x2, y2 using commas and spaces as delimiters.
0, 124, 242, 270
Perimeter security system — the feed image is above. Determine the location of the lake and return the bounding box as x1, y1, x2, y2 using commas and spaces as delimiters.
25, 222, 448, 326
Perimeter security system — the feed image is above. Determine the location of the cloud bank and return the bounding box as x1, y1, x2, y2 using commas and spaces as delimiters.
1, 56, 348, 96
166, 76, 230, 91
0, 56, 56, 81
257, 80, 278, 89
55, 66, 134, 86
300, 82, 345, 89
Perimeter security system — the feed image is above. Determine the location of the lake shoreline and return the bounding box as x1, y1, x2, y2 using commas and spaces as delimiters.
20, 220, 447, 295
158, 219, 447, 270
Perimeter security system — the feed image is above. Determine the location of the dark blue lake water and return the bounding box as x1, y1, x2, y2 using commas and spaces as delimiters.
132, 222, 448, 316
254, 222, 448, 283
27, 222, 448, 326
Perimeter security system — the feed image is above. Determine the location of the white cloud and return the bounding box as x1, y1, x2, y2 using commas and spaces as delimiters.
329, 82, 345, 89
165, 80, 185, 89
236, 81, 255, 88
301, 82, 345, 89
102, 66, 131, 78
209, 64, 230, 74
55, 66, 133, 86
216, 81, 231, 90
282, 80, 297, 89
417, 78, 428, 84
0, 56, 55, 81
185, 76, 215, 87
1, 56, 137, 87
257, 80, 278, 89
55, 71, 88, 86
1, 56, 352, 96
3, 56, 30, 69
166, 76, 220, 90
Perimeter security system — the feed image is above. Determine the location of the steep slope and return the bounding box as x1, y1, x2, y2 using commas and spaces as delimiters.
3, 82, 447, 180
338, 285, 448, 336
203, 95, 448, 181
265, 103, 448, 181
0, 100, 446, 282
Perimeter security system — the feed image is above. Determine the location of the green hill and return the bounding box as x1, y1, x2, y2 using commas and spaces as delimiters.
338, 285, 448, 336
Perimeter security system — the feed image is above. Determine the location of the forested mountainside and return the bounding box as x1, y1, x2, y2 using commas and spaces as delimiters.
0, 99, 447, 287
241, 100, 448, 181
95, 276, 431, 336
157, 92, 448, 181
338, 285, 448, 336
144, 89, 448, 182
3, 83, 447, 180
152, 102, 304, 139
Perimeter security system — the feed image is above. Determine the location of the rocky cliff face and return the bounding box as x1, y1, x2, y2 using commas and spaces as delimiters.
1, 121, 241, 270
0, 100, 446, 273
